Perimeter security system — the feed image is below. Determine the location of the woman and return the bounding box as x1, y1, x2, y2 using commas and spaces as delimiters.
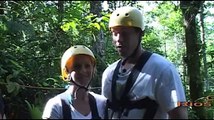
42, 45, 106, 119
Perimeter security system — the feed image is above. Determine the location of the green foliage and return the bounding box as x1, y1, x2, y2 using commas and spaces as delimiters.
6, 81, 21, 96
143, 27, 163, 54
0, 1, 213, 119
145, 1, 184, 67
206, 29, 214, 78
25, 100, 43, 119
154, 2, 183, 35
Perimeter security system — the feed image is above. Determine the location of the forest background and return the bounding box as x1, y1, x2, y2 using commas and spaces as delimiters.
0, 1, 213, 119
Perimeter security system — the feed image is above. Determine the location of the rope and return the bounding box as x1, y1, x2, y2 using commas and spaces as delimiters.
0, 82, 101, 91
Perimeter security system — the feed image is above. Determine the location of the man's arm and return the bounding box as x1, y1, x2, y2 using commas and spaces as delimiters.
168, 106, 188, 119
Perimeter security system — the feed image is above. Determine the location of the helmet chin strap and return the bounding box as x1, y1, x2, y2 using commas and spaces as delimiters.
68, 73, 89, 91
67, 73, 91, 99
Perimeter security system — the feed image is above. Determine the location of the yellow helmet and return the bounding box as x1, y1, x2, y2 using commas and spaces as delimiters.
61, 45, 95, 81
109, 6, 144, 31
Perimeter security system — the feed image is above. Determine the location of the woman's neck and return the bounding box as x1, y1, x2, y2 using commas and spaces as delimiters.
71, 86, 88, 100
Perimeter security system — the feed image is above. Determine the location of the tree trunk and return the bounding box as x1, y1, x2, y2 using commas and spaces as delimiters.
89, 1, 105, 59
0, 1, 4, 15
180, 1, 205, 119
199, 4, 209, 91
89, 1, 105, 93
57, 1, 64, 24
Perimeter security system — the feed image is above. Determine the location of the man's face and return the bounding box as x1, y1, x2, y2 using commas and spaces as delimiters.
111, 26, 140, 58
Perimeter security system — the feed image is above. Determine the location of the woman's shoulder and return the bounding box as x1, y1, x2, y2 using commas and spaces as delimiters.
45, 93, 63, 107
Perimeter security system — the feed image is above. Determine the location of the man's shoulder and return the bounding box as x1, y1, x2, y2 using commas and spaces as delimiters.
146, 53, 179, 75
149, 53, 172, 65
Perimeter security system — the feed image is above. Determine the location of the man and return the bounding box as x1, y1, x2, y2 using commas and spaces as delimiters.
101, 6, 188, 119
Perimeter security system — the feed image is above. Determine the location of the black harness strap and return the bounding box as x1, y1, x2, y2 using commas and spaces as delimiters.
60, 92, 101, 119
121, 51, 153, 99
142, 97, 159, 119
109, 51, 158, 119
111, 59, 121, 111
107, 97, 158, 118
88, 93, 101, 119
61, 98, 71, 119
59, 91, 71, 119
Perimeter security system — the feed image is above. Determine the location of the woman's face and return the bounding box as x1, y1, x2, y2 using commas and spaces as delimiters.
68, 55, 94, 86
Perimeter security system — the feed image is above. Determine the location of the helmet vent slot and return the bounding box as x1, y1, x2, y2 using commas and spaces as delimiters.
125, 13, 129, 16
117, 13, 120, 16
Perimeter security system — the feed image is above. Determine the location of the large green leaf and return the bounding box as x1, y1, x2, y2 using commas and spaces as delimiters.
25, 100, 42, 119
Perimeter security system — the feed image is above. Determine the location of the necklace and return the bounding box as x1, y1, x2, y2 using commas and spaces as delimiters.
120, 62, 135, 74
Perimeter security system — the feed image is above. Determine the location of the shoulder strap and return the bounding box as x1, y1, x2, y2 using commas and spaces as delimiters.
111, 60, 122, 108
121, 51, 152, 99
88, 93, 101, 119
112, 51, 152, 103
60, 91, 101, 119
110, 51, 153, 118
59, 91, 72, 119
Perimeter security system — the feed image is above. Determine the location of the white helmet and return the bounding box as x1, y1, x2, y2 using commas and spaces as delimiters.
109, 6, 144, 31
61, 45, 95, 81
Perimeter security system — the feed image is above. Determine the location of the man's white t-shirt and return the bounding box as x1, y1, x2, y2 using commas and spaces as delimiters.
101, 53, 186, 119
42, 87, 107, 119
